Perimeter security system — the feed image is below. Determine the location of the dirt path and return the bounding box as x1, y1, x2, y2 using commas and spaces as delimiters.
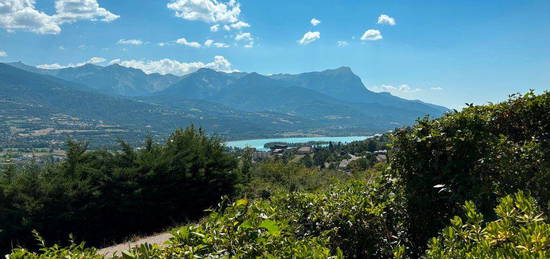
98, 233, 172, 257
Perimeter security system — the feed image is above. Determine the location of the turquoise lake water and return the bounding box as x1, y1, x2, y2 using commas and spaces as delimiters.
225, 136, 371, 151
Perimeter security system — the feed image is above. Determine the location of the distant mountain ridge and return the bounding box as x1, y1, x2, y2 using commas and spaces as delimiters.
2, 61, 449, 146
7, 62, 180, 96
0, 63, 323, 146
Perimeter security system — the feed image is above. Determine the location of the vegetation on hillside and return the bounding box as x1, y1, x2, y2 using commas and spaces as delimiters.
2, 91, 549, 258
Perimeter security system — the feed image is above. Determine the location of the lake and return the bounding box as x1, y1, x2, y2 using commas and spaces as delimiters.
225, 136, 371, 151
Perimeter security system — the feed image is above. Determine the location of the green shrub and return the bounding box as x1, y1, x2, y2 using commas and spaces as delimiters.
8, 231, 103, 259
132, 198, 338, 258
274, 179, 408, 258
388, 91, 550, 254
425, 191, 549, 258
116, 177, 405, 258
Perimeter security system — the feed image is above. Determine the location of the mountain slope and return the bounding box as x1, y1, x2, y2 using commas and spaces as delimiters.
7, 62, 181, 96
269, 67, 448, 113
154, 68, 448, 129
159, 68, 245, 100
0, 64, 324, 146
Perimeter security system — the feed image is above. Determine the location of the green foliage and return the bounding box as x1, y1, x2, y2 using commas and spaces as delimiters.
388, 91, 550, 254
115, 177, 404, 258
273, 179, 408, 258
0, 126, 238, 253
347, 155, 377, 172
126, 198, 338, 258
426, 191, 549, 258
236, 161, 352, 199
8, 231, 103, 259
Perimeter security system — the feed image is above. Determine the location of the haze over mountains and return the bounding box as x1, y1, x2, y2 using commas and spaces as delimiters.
1, 61, 448, 148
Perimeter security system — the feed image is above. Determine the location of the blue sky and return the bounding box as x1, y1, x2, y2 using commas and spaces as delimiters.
1, 0, 549, 108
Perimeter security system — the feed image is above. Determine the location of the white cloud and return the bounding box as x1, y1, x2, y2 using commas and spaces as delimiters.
87, 57, 106, 64
167, 0, 241, 24
117, 39, 143, 45
54, 0, 119, 24
37, 56, 106, 69
108, 58, 120, 65
369, 84, 422, 98
377, 14, 396, 26
58, 45, 65, 50
431, 87, 443, 91
210, 24, 219, 31
230, 20, 249, 29
223, 24, 231, 31
204, 39, 229, 48
360, 29, 382, 41
298, 31, 320, 45
235, 32, 251, 41
213, 42, 229, 48
0, 50, 7, 57
176, 37, 202, 48
310, 18, 321, 26
337, 41, 348, 47
204, 39, 214, 47
0, 0, 61, 34
234, 32, 253, 47
109, 56, 237, 76
0, 0, 118, 35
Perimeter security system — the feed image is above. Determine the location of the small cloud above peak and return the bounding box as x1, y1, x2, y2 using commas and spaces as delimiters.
361, 29, 382, 41
117, 39, 144, 45
337, 41, 349, 47
310, 18, 321, 26
298, 31, 320, 45
377, 14, 396, 26
176, 37, 202, 48
108, 56, 237, 76
37, 57, 107, 70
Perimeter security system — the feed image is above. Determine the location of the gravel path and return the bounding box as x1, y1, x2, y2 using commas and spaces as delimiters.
98, 233, 172, 257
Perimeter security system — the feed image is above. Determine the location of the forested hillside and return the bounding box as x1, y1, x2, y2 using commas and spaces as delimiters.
2, 91, 549, 258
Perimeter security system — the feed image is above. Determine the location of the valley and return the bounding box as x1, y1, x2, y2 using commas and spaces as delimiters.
0, 62, 447, 160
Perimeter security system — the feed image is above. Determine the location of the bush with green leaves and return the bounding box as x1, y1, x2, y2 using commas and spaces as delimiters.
111, 178, 406, 258
425, 191, 549, 258
121, 198, 339, 258
388, 91, 550, 254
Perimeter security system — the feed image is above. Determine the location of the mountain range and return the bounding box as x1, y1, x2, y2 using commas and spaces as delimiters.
1, 61, 448, 148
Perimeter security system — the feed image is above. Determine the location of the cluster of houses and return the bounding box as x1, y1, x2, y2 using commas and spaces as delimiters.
248, 144, 314, 159
247, 143, 388, 172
